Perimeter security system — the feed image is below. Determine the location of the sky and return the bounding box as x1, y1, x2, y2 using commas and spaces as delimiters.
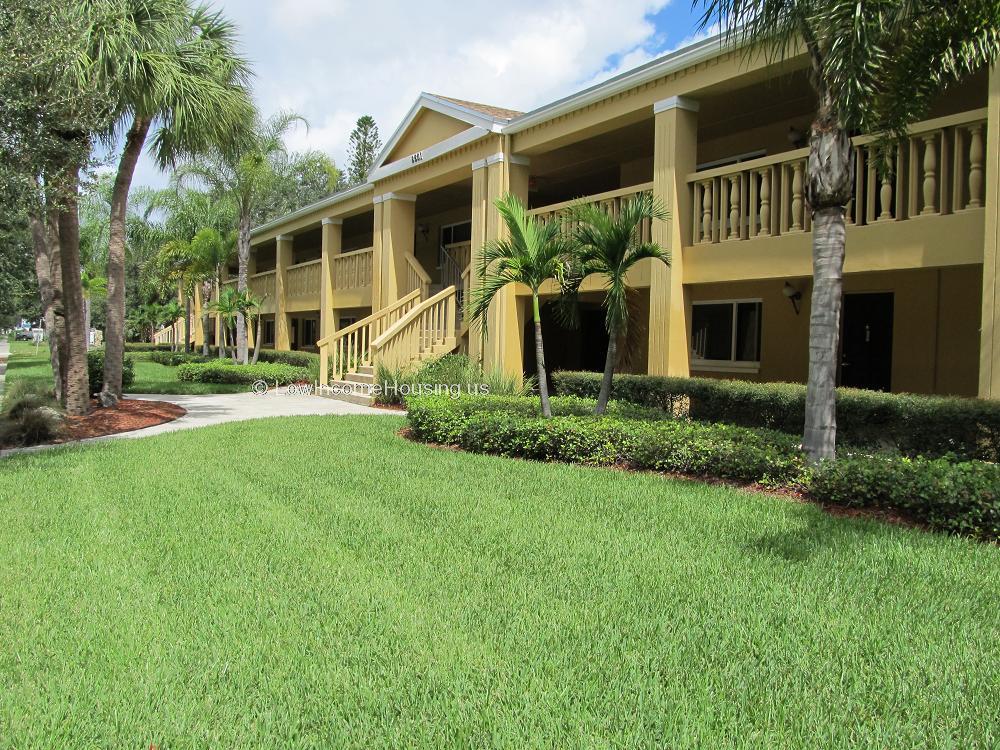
129, 0, 708, 190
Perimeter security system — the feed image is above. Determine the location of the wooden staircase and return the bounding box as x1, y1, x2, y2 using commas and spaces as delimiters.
317, 285, 460, 406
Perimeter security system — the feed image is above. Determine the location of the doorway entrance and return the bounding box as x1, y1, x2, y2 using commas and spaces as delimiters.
840, 292, 893, 391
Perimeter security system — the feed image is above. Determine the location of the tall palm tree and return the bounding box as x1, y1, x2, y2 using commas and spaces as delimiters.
469, 194, 573, 418
697, 0, 1000, 461
97, 0, 253, 405
159, 299, 184, 352
566, 193, 669, 415
176, 110, 306, 365
189, 227, 236, 355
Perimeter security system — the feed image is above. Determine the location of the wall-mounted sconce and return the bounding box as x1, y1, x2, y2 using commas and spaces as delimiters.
416, 223, 430, 243
783, 282, 803, 315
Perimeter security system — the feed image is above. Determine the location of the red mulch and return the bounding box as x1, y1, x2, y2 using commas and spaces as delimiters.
58, 399, 186, 442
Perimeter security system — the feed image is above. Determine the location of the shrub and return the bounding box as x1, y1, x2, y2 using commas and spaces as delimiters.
406, 394, 805, 486
0, 405, 63, 447
811, 455, 1000, 541
255, 349, 318, 368
175, 361, 310, 385
2, 380, 56, 415
552, 371, 1000, 461
148, 351, 207, 367
375, 354, 535, 406
86, 349, 134, 395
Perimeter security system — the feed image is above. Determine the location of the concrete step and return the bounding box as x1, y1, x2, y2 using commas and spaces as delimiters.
357, 365, 375, 377
345, 370, 374, 385
315, 379, 373, 406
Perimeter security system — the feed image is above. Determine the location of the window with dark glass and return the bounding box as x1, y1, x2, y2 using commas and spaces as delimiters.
691, 301, 762, 363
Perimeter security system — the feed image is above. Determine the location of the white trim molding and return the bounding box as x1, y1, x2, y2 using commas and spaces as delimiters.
276, 234, 294, 242
374, 192, 417, 204
367, 126, 489, 183
471, 157, 488, 171
475, 152, 531, 170
321, 217, 343, 226
654, 96, 700, 114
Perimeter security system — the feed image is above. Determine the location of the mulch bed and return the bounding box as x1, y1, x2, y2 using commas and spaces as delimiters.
59, 399, 186, 442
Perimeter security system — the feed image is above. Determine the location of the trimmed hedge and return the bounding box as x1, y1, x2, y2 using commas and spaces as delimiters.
552, 371, 1000, 461
407, 395, 805, 486
124, 343, 172, 352
811, 455, 1000, 541
86, 349, 134, 395
406, 394, 999, 541
176, 361, 310, 385
149, 351, 207, 366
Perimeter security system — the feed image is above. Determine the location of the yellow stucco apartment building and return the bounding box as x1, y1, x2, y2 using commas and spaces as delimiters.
172, 33, 1000, 400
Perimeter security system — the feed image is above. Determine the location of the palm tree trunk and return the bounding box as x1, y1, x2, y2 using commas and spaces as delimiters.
102, 115, 151, 405
802, 109, 853, 462
595, 333, 618, 415
236, 213, 251, 364
251, 315, 262, 364
46, 204, 66, 402
184, 296, 192, 353
57, 159, 90, 416
29, 212, 62, 402
532, 292, 552, 418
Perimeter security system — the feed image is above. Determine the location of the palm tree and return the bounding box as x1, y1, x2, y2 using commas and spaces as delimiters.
97, 0, 253, 405
209, 287, 242, 362
566, 193, 669, 415
159, 300, 184, 352
469, 194, 573, 418
697, 0, 1000, 461
80, 268, 107, 349
235, 289, 265, 364
176, 110, 306, 365
189, 227, 236, 355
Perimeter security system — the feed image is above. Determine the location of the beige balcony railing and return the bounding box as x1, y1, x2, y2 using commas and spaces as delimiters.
333, 247, 373, 290
403, 254, 432, 298
248, 270, 275, 300
287, 259, 320, 298
527, 182, 655, 240
687, 108, 988, 246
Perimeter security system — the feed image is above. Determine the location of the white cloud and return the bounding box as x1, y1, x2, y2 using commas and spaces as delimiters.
131, 0, 701, 189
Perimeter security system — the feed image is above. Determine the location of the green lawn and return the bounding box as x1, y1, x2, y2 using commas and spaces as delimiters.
3, 340, 246, 396
0, 415, 997, 747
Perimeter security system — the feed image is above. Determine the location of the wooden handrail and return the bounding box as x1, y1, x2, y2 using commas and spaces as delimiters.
405, 253, 432, 284
337, 246, 374, 259
287, 258, 321, 270
372, 285, 455, 350
316, 288, 420, 347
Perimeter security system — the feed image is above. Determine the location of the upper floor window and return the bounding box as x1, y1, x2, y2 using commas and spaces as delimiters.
441, 221, 471, 246
691, 299, 762, 372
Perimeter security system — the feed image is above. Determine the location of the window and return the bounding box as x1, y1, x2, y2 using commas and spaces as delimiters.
691, 300, 762, 371
263, 320, 275, 346
440, 221, 471, 246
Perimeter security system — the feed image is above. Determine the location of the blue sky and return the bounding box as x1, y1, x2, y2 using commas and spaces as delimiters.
127, 0, 707, 190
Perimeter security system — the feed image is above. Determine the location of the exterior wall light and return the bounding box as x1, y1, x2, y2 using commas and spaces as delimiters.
783, 282, 803, 314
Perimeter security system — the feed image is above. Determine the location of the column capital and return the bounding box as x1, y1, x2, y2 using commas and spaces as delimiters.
476, 152, 530, 169
653, 96, 700, 114
276, 233, 294, 242
321, 217, 342, 226
373, 192, 416, 204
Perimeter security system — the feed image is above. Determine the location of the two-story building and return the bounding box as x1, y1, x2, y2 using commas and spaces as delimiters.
178, 33, 1000, 400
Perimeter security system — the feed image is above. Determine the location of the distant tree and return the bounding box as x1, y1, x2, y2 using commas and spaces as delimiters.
345, 115, 381, 186
257, 150, 342, 224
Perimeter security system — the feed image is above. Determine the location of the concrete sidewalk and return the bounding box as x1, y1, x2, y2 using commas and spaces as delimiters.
0, 389, 398, 459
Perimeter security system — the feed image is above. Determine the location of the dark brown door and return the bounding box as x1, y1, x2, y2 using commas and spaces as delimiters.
840, 293, 893, 391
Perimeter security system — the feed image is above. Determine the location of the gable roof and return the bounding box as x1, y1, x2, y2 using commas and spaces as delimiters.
370, 92, 520, 176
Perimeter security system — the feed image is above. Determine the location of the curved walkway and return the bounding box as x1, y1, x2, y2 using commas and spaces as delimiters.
0, 390, 396, 459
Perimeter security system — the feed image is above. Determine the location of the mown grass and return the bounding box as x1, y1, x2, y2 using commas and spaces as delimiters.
0, 415, 997, 747
3, 340, 246, 396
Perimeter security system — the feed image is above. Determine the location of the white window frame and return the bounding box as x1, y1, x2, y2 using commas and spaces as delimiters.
690, 298, 763, 374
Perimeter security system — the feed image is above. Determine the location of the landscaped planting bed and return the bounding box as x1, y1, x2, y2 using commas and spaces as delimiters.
406, 394, 1000, 541
176, 360, 311, 385
552, 370, 1000, 460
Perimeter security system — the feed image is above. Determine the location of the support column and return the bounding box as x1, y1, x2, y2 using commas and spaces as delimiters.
979, 67, 1000, 398
649, 96, 699, 376
275, 234, 293, 350
470, 150, 529, 375
320, 218, 342, 340
374, 192, 416, 308
193, 286, 204, 347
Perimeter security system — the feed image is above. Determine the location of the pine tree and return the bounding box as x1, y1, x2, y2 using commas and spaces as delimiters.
345, 115, 381, 186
